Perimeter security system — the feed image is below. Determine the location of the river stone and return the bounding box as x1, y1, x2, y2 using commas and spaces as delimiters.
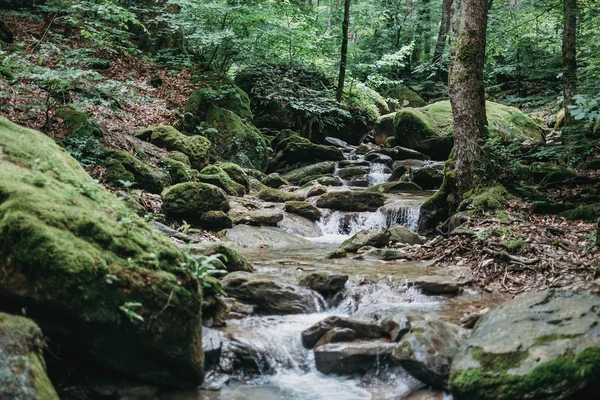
365, 181, 423, 193
202, 327, 223, 368
230, 210, 284, 226
364, 152, 394, 166
284, 201, 321, 221
198, 210, 233, 230
262, 173, 289, 188
381, 310, 426, 341
258, 187, 305, 202
301, 316, 386, 349
356, 143, 379, 155
283, 162, 337, 185
403, 390, 447, 400
338, 160, 370, 167
314, 176, 344, 186
389, 165, 408, 181
200, 371, 231, 391
337, 166, 370, 179
0, 313, 59, 400
341, 227, 391, 252
316, 190, 386, 212
325, 137, 352, 149
314, 340, 396, 375
314, 327, 357, 348
327, 249, 347, 259
307, 184, 327, 197
277, 213, 322, 237
378, 146, 429, 161
449, 289, 600, 400
221, 225, 314, 249
345, 176, 370, 187
298, 272, 348, 296
162, 182, 230, 223
219, 335, 262, 373
393, 318, 469, 389
186, 242, 254, 273
221, 272, 320, 315
413, 276, 460, 294
410, 164, 444, 190
389, 224, 424, 245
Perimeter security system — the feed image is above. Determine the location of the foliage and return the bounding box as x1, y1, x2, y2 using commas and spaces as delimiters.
181, 252, 228, 296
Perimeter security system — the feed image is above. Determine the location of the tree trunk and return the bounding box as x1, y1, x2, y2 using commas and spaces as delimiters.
449, 0, 489, 196
562, 0, 577, 126
421, 0, 432, 58
432, 0, 451, 64
336, 0, 351, 102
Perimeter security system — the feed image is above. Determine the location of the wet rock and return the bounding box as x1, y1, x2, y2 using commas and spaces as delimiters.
316, 190, 386, 212
0, 313, 59, 400
410, 165, 444, 190
365, 152, 394, 166
221, 297, 255, 316
263, 173, 289, 188
307, 184, 327, 197
283, 162, 337, 185
325, 137, 352, 149
413, 276, 460, 294
221, 225, 314, 249
202, 295, 230, 328
258, 187, 305, 202
284, 201, 321, 221
162, 182, 230, 223
378, 146, 429, 161
219, 335, 262, 373
202, 327, 223, 368
389, 165, 408, 181
389, 224, 424, 245
187, 243, 254, 273
338, 159, 371, 167
314, 340, 396, 375
314, 327, 357, 348
272, 141, 344, 168
198, 210, 233, 230
221, 272, 320, 315
360, 248, 412, 261
230, 209, 284, 226
341, 227, 391, 252
314, 176, 344, 186
365, 181, 423, 193
393, 319, 469, 389
356, 143, 380, 155
327, 249, 347, 259
298, 272, 349, 296
403, 390, 447, 400
345, 176, 370, 187
301, 316, 386, 349
277, 213, 322, 237
449, 289, 600, 400
337, 166, 370, 179
200, 371, 231, 391
381, 311, 425, 341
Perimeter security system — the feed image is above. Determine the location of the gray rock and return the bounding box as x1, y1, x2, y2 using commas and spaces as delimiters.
338, 160, 371, 167
449, 289, 600, 400
221, 225, 314, 249
262, 173, 289, 188
283, 162, 337, 185
360, 248, 412, 261
341, 227, 391, 252
381, 311, 425, 341
389, 165, 408, 181
356, 143, 380, 155
389, 224, 424, 245
221, 272, 321, 315
314, 327, 357, 348
221, 297, 255, 315
199, 371, 231, 391
230, 210, 284, 226
364, 152, 394, 166
298, 272, 348, 296
410, 164, 444, 190
315, 340, 396, 375
325, 137, 352, 149
413, 276, 460, 294
307, 184, 327, 197
202, 327, 223, 368
337, 166, 370, 179
315, 176, 344, 186
316, 190, 386, 212
198, 210, 233, 230
378, 146, 429, 161
284, 201, 321, 221
301, 316, 386, 349
393, 318, 469, 389
326, 249, 347, 259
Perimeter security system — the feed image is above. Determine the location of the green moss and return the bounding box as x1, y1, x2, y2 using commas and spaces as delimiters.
105, 150, 171, 193
505, 239, 528, 252
384, 86, 425, 107
213, 162, 250, 192
263, 173, 290, 189
365, 181, 423, 193
56, 108, 103, 138
134, 125, 211, 170
258, 187, 303, 202
198, 165, 245, 196
170, 151, 191, 166
185, 77, 253, 121
464, 185, 510, 212
161, 182, 230, 223
188, 243, 253, 273
472, 347, 529, 371
534, 334, 581, 346
558, 204, 600, 222
0, 118, 203, 387
160, 158, 199, 184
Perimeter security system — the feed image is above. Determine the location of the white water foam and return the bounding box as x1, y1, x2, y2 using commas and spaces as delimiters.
367, 163, 391, 186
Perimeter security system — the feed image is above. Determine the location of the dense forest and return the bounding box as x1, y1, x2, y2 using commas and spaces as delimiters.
0, 1, 599, 399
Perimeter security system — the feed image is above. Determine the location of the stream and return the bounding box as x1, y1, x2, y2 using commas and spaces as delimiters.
166, 146, 501, 400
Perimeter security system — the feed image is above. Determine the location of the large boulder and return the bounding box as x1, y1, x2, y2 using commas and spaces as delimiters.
316, 190, 386, 212
104, 150, 171, 193
271, 135, 344, 169
220, 225, 314, 250
162, 182, 230, 224
199, 165, 246, 196
388, 224, 424, 245
230, 209, 284, 226
314, 341, 396, 375
258, 187, 304, 203
134, 125, 211, 170
410, 164, 444, 190
283, 162, 337, 185
340, 227, 391, 252
0, 313, 59, 399
301, 316, 386, 349
0, 118, 204, 388
384, 86, 426, 107
221, 272, 321, 315
393, 318, 469, 389
182, 78, 269, 171
213, 162, 250, 193
376, 101, 544, 160
449, 290, 600, 400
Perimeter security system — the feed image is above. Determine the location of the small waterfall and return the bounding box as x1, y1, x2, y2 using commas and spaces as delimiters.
367, 163, 391, 186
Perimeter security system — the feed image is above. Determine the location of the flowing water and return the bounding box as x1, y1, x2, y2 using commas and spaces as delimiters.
166, 147, 501, 400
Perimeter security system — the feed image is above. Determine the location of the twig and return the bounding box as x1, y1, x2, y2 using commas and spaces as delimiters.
26, 4, 67, 54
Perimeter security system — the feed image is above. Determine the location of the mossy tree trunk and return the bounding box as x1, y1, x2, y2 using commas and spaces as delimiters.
562, 0, 577, 126
336, 0, 351, 102
448, 0, 489, 196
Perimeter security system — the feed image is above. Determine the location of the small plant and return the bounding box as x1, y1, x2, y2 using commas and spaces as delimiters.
182, 252, 228, 296
119, 301, 144, 322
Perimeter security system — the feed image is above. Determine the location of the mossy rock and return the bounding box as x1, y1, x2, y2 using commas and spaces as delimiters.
0, 313, 59, 400
393, 107, 452, 160
56, 108, 103, 139
284, 201, 321, 221
199, 165, 245, 197
162, 182, 230, 223
558, 204, 600, 222
197, 210, 233, 231
272, 129, 309, 152
449, 290, 600, 400
263, 173, 289, 189
529, 162, 574, 183
0, 117, 204, 388
134, 125, 211, 170
384, 86, 426, 107
365, 181, 423, 193
104, 150, 171, 193
271, 141, 344, 169
258, 187, 304, 203
316, 191, 386, 212
187, 243, 253, 273
213, 162, 250, 193
159, 158, 199, 184
531, 201, 572, 215
186, 75, 253, 121
170, 151, 191, 166
461, 185, 509, 212
283, 162, 337, 186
